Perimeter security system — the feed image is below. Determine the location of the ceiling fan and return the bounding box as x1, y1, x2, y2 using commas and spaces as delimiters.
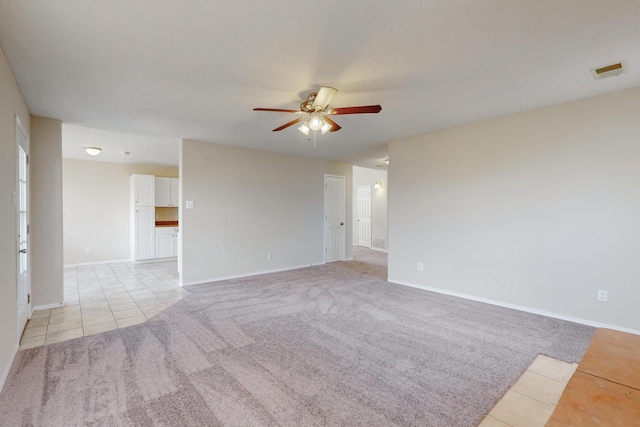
254, 87, 382, 138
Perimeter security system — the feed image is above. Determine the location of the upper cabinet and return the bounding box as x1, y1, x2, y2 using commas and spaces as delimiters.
170, 178, 179, 207
155, 177, 179, 207
131, 174, 155, 207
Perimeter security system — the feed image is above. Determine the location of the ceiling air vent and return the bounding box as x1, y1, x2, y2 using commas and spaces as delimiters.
590, 61, 627, 80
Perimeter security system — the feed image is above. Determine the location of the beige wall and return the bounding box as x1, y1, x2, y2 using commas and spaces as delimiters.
30, 116, 64, 307
353, 166, 388, 250
388, 86, 640, 332
63, 160, 178, 265
0, 46, 31, 389
180, 139, 352, 285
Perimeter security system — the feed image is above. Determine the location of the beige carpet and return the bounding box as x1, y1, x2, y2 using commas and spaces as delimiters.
0, 248, 594, 426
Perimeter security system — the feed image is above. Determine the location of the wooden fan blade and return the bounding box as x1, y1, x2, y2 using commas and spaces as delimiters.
254, 108, 300, 113
326, 105, 382, 115
272, 117, 306, 131
323, 116, 342, 132
312, 87, 338, 110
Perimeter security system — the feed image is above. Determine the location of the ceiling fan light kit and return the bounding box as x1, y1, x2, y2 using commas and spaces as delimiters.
298, 123, 310, 136
309, 113, 323, 131
320, 121, 332, 134
254, 86, 382, 149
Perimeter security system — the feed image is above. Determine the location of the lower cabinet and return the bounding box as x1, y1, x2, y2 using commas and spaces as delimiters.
155, 227, 178, 258
133, 206, 156, 260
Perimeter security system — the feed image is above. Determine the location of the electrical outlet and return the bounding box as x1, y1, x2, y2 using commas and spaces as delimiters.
417, 262, 424, 271
597, 290, 608, 302
84, 248, 90, 254
267, 252, 272, 260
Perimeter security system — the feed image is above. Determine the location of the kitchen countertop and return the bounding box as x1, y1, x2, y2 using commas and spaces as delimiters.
155, 221, 179, 227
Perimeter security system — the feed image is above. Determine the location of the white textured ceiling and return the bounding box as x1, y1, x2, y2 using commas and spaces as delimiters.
1, 1, 640, 169
62, 124, 179, 166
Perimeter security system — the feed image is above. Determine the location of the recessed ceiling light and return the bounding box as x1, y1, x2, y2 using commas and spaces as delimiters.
85, 147, 102, 156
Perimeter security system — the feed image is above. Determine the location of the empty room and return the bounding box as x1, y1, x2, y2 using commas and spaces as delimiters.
1, 1, 640, 426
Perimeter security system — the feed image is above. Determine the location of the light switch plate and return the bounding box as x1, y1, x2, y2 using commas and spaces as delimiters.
186, 201, 195, 209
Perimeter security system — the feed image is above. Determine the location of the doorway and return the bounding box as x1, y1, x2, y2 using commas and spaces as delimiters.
356, 185, 372, 248
352, 166, 387, 252
324, 174, 345, 263
16, 116, 31, 338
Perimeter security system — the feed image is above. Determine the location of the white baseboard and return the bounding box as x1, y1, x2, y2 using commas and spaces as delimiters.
133, 257, 177, 265
64, 258, 130, 268
370, 247, 388, 253
181, 262, 326, 287
353, 244, 387, 253
388, 278, 640, 336
0, 344, 19, 393
33, 301, 65, 311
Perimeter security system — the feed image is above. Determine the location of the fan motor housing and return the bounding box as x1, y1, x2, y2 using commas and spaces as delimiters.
300, 92, 321, 113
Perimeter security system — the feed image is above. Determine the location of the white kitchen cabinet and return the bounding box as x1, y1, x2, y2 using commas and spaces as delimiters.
155, 177, 170, 207
170, 178, 179, 207
131, 174, 156, 262
155, 177, 179, 207
132, 206, 156, 260
131, 174, 155, 207
155, 227, 178, 258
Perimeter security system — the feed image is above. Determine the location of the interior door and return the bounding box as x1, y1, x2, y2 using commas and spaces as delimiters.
16, 117, 30, 338
324, 175, 345, 263
357, 185, 372, 248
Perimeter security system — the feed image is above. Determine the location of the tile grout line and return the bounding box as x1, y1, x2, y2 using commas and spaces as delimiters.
21, 260, 181, 349
525, 369, 573, 385
482, 356, 575, 427
508, 387, 559, 408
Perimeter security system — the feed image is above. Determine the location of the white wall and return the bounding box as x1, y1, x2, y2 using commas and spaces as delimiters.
180, 139, 352, 285
389, 86, 640, 332
30, 116, 64, 308
353, 166, 388, 250
0, 46, 30, 389
63, 160, 178, 265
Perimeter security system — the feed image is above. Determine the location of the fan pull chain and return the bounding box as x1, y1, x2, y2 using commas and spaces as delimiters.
313, 131, 317, 150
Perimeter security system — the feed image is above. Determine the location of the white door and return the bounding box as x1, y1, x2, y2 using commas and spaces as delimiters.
170, 178, 179, 207
154, 177, 171, 207
16, 117, 30, 338
136, 206, 156, 260
324, 175, 345, 263
357, 185, 372, 248
156, 233, 174, 258
171, 229, 178, 257
134, 174, 155, 207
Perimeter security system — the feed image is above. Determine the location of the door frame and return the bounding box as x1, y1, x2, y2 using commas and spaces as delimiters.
15, 115, 31, 339
356, 184, 372, 248
323, 174, 346, 263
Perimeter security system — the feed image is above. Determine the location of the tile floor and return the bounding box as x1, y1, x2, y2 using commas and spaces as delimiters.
546, 328, 640, 426
20, 260, 187, 349
479, 354, 578, 427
